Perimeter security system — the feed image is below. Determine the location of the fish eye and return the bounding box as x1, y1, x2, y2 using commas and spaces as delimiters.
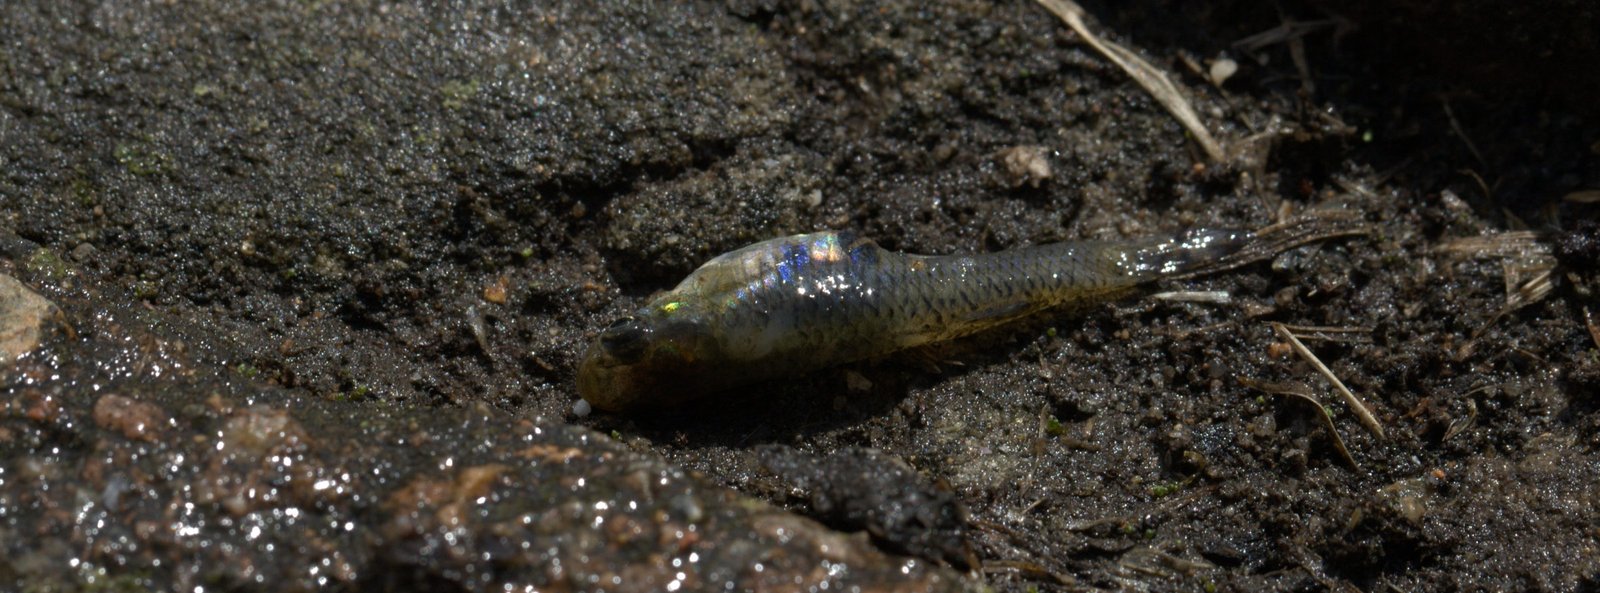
598, 317, 649, 363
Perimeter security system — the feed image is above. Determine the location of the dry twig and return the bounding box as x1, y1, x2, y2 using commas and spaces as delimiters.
1564, 189, 1600, 204
1033, 0, 1225, 163
1437, 231, 1558, 337
1475, 267, 1554, 338
982, 560, 1078, 588
1272, 322, 1385, 439
1151, 290, 1232, 304
1442, 99, 1487, 169
1275, 324, 1373, 344
1240, 377, 1360, 470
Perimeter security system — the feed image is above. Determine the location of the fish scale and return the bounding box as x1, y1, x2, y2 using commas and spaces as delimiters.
578, 219, 1351, 412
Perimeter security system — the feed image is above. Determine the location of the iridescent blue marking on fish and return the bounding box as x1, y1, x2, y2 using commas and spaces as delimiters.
778, 243, 804, 284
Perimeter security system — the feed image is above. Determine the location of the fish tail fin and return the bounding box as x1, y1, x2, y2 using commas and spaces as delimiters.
1130, 212, 1368, 281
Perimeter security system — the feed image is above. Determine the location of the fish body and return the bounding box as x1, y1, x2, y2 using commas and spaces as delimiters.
576, 222, 1328, 412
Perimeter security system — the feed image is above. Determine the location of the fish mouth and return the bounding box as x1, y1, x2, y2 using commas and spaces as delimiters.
575, 347, 627, 412
578, 338, 669, 413
575, 335, 725, 413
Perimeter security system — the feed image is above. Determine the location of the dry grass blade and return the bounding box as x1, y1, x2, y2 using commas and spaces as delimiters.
1564, 189, 1600, 204
1151, 290, 1232, 304
1272, 322, 1385, 439
1436, 230, 1557, 338
982, 560, 1078, 588
1474, 267, 1555, 338
1442, 99, 1487, 169
1276, 324, 1373, 344
1233, 18, 1341, 53
1033, 0, 1225, 163
1441, 397, 1478, 441
1585, 307, 1600, 350
1435, 231, 1547, 258
1117, 547, 1217, 580
1239, 377, 1359, 470
1276, 324, 1373, 333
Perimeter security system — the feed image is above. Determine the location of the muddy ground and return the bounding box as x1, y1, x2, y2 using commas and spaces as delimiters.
2, 0, 1598, 591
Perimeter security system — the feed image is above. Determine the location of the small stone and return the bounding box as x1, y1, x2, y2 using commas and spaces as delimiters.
93, 395, 169, 442
801, 189, 823, 208
455, 464, 509, 502
221, 406, 310, 459
0, 273, 60, 367
483, 276, 510, 304
1378, 477, 1431, 525
571, 398, 593, 418
844, 370, 873, 392
996, 145, 1053, 188
1209, 57, 1238, 86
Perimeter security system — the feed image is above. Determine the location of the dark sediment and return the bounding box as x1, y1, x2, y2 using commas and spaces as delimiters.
3, 0, 1598, 591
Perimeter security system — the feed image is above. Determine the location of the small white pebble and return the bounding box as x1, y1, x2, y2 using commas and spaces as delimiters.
1209, 57, 1238, 86
804, 189, 823, 208
997, 145, 1052, 188
572, 399, 592, 418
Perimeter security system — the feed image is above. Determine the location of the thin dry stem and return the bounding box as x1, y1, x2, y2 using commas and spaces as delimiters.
1033, 0, 1225, 163
1564, 189, 1600, 204
1276, 324, 1373, 344
1240, 377, 1359, 470
1585, 307, 1600, 350
1442, 99, 1487, 168
1273, 322, 1385, 439
1151, 290, 1232, 304
1474, 267, 1554, 338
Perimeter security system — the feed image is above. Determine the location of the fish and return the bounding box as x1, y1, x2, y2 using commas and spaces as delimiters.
577, 217, 1356, 413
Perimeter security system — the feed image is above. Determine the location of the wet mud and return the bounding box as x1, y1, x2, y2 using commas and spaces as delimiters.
2, 0, 1598, 591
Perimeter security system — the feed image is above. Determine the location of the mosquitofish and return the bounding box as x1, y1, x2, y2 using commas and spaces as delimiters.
578, 218, 1353, 412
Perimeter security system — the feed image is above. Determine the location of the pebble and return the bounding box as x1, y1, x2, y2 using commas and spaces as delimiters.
92, 394, 169, 442
0, 273, 59, 366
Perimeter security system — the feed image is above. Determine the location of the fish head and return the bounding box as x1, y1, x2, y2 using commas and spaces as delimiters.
577, 298, 721, 412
